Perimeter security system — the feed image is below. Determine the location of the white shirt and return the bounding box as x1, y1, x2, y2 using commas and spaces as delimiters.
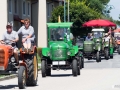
104, 36, 110, 42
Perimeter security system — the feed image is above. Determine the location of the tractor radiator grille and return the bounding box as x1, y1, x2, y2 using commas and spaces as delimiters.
84, 44, 93, 52
52, 49, 67, 58
0, 49, 5, 64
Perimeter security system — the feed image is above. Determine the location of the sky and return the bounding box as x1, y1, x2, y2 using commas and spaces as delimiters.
108, 0, 120, 20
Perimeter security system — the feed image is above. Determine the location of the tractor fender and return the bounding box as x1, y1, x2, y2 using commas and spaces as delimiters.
42, 48, 50, 56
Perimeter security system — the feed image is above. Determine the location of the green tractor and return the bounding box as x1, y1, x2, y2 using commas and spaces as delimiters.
83, 29, 104, 62
76, 37, 84, 69
102, 33, 114, 60
41, 22, 81, 77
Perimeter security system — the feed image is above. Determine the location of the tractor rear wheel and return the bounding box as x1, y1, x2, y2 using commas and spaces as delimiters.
105, 48, 109, 60
80, 57, 84, 69
26, 53, 38, 86
77, 59, 80, 75
118, 46, 120, 54
46, 66, 51, 76
72, 59, 78, 77
82, 57, 84, 68
18, 66, 26, 89
41, 59, 46, 77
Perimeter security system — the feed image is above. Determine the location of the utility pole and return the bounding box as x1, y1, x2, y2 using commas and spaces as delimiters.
64, 0, 66, 22
68, 0, 69, 22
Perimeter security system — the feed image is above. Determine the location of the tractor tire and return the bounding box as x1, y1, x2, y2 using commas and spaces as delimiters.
18, 66, 26, 89
77, 66, 80, 75
118, 46, 120, 54
41, 60, 46, 77
110, 55, 113, 59
26, 53, 38, 86
105, 48, 109, 60
46, 67, 51, 76
72, 59, 78, 77
79, 57, 82, 69
81, 57, 84, 68
96, 52, 100, 62
77, 59, 80, 75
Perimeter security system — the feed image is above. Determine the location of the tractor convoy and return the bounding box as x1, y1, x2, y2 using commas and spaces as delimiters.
0, 21, 118, 89
0, 40, 38, 89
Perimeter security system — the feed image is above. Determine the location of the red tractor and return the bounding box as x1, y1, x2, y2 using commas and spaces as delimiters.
0, 41, 38, 89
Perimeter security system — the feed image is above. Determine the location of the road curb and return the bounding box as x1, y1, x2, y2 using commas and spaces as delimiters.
0, 68, 41, 81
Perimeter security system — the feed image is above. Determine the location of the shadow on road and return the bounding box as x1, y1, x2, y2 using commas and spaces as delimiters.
0, 85, 17, 89
51, 74, 72, 77
84, 60, 96, 63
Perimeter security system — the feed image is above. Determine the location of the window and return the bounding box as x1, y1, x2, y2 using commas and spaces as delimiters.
47, 3, 50, 17
23, 1, 26, 15
28, 2, 30, 16
9, 0, 12, 13
51, 4, 54, 11
14, 0, 17, 14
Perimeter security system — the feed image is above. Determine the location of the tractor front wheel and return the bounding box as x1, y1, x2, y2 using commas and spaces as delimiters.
72, 59, 78, 77
96, 52, 101, 62
18, 66, 26, 89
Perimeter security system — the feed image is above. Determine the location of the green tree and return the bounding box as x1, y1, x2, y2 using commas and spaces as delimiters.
50, 1, 102, 36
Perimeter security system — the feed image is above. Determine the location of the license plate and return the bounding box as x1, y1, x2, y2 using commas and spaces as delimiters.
0, 66, 4, 70
52, 61, 66, 65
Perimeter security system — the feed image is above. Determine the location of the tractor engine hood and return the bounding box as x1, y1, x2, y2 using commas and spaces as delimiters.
50, 41, 69, 49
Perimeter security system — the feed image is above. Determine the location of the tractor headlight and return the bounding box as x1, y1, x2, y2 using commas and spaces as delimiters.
106, 44, 109, 47
67, 51, 71, 55
11, 57, 15, 62
47, 52, 50, 56
96, 39, 100, 43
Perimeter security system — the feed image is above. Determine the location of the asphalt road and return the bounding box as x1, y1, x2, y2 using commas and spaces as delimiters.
1, 52, 120, 90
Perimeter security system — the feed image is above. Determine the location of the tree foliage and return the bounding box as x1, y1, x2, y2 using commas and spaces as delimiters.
50, 1, 101, 36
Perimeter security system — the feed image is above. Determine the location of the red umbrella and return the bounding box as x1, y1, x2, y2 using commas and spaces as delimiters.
83, 19, 116, 27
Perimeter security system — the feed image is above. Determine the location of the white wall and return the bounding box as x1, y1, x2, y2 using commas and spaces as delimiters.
38, 0, 47, 47
0, 0, 8, 39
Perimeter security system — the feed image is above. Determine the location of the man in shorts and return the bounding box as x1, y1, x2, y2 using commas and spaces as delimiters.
0, 22, 19, 64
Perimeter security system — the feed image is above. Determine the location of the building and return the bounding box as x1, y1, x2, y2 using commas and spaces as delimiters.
0, 0, 63, 48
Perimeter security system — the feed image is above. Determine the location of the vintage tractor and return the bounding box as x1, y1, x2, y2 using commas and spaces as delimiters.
41, 22, 80, 77
0, 40, 38, 89
18, 40, 38, 89
76, 37, 84, 69
114, 32, 120, 54
102, 34, 114, 59
83, 29, 104, 62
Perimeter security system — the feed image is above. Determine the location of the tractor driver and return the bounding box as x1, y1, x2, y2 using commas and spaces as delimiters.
85, 33, 93, 41
0, 22, 19, 64
56, 29, 64, 40
103, 33, 111, 42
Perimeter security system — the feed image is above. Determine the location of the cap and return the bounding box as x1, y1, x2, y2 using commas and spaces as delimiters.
6, 22, 12, 28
